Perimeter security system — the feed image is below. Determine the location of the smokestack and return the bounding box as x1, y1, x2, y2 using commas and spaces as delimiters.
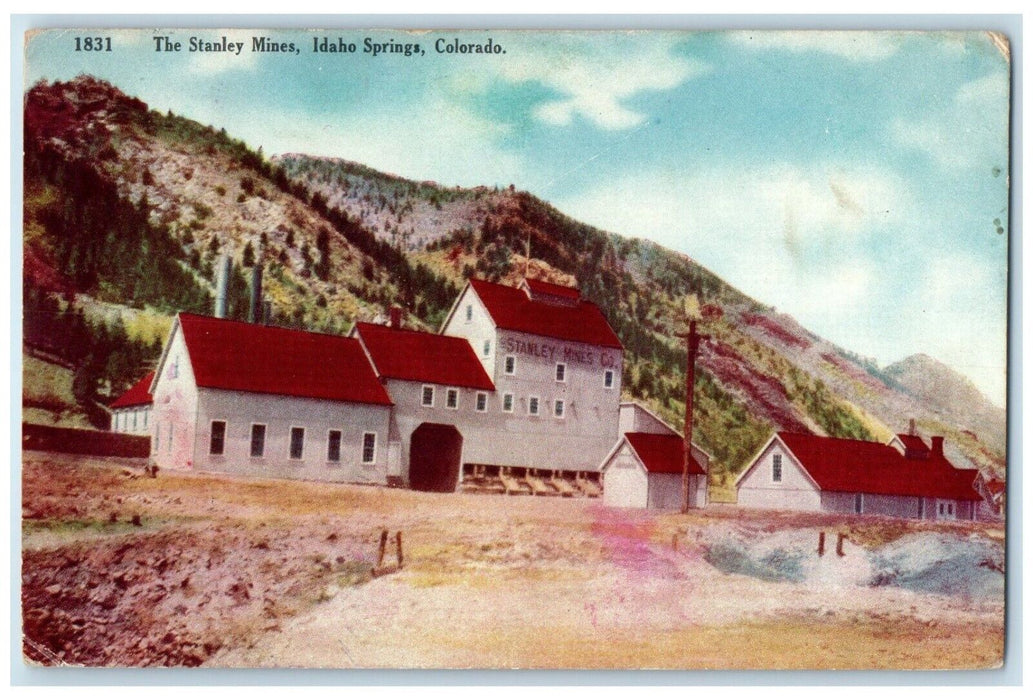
389, 306, 402, 329
214, 253, 231, 319
931, 436, 944, 457
909, 418, 916, 436
249, 261, 263, 324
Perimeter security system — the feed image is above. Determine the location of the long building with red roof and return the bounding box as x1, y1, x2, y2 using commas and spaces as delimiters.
735, 430, 984, 520
148, 313, 393, 482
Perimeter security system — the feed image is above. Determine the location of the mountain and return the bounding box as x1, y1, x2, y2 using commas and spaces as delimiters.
22, 76, 1007, 487
884, 353, 1006, 453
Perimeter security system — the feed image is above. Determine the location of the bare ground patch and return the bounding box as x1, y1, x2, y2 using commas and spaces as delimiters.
21, 452, 1004, 669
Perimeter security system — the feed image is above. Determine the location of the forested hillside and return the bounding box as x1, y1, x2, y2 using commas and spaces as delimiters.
22, 76, 1006, 485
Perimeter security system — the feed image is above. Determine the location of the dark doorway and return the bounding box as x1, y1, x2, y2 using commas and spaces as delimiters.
409, 423, 463, 492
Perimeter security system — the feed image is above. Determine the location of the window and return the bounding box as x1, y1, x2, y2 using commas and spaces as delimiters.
529, 396, 540, 415
289, 427, 305, 460
154, 425, 160, 451
504, 355, 516, 375
446, 388, 459, 409
142, 410, 148, 429
854, 493, 863, 514
502, 393, 514, 412
476, 392, 488, 412
466, 304, 473, 322
772, 454, 782, 483
362, 432, 377, 464
555, 363, 566, 382
327, 430, 342, 463
250, 424, 266, 458
604, 370, 615, 389
483, 339, 491, 357
169, 355, 179, 379
422, 385, 435, 407
554, 399, 565, 418
132, 412, 138, 431
167, 423, 174, 452
209, 421, 226, 456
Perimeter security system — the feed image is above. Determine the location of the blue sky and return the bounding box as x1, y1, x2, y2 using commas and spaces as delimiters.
24, 29, 1010, 406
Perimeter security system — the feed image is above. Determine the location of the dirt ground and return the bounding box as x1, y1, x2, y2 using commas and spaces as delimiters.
20, 451, 1005, 669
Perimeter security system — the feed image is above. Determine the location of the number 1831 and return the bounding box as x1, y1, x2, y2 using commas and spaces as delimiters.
74, 37, 112, 52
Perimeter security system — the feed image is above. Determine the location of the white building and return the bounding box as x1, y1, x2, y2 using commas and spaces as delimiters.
148, 313, 393, 482
440, 278, 624, 475
735, 431, 983, 520
109, 371, 154, 435
599, 402, 709, 509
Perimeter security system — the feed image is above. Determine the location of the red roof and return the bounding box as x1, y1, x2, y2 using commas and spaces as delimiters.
468, 279, 622, 349
354, 322, 495, 390
176, 314, 392, 406
895, 434, 930, 455
110, 371, 155, 408
523, 277, 581, 301
778, 432, 981, 501
986, 479, 1006, 497
625, 432, 705, 475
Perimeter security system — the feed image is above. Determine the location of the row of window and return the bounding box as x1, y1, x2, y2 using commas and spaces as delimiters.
420, 385, 568, 418
114, 409, 149, 432
498, 356, 616, 389
208, 421, 377, 464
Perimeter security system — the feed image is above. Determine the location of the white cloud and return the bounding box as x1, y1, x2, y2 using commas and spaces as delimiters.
494, 35, 708, 130
728, 31, 902, 62
558, 163, 908, 257
557, 163, 912, 335
890, 71, 1010, 170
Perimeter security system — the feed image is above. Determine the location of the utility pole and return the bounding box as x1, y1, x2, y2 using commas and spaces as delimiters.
679, 295, 708, 514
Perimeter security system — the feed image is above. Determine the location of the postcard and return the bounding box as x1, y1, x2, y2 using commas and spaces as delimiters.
20, 26, 1009, 670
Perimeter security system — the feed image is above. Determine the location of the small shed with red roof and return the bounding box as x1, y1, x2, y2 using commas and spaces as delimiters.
599, 402, 709, 509
735, 431, 983, 520
149, 313, 393, 482
109, 371, 154, 435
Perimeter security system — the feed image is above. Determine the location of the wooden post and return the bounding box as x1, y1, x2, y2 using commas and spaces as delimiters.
377, 529, 388, 569
836, 533, 846, 557
395, 531, 404, 569
817, 531, 825, 557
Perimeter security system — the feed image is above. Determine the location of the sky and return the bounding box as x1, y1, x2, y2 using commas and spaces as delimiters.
23, 28, 1011, 407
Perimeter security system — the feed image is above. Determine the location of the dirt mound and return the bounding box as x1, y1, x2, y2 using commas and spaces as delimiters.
870, 533, 1004, 599
701, 526, 1003, 600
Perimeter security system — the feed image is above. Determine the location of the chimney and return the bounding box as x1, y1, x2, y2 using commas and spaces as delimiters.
389, 306, 402, 329
214, 253, 231, 319
931, 436, 944, 457
909, 418, 916, 436
249, 261, 263, 324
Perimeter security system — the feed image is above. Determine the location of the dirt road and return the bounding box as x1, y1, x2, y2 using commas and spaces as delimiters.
21, 452, 1004, 669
